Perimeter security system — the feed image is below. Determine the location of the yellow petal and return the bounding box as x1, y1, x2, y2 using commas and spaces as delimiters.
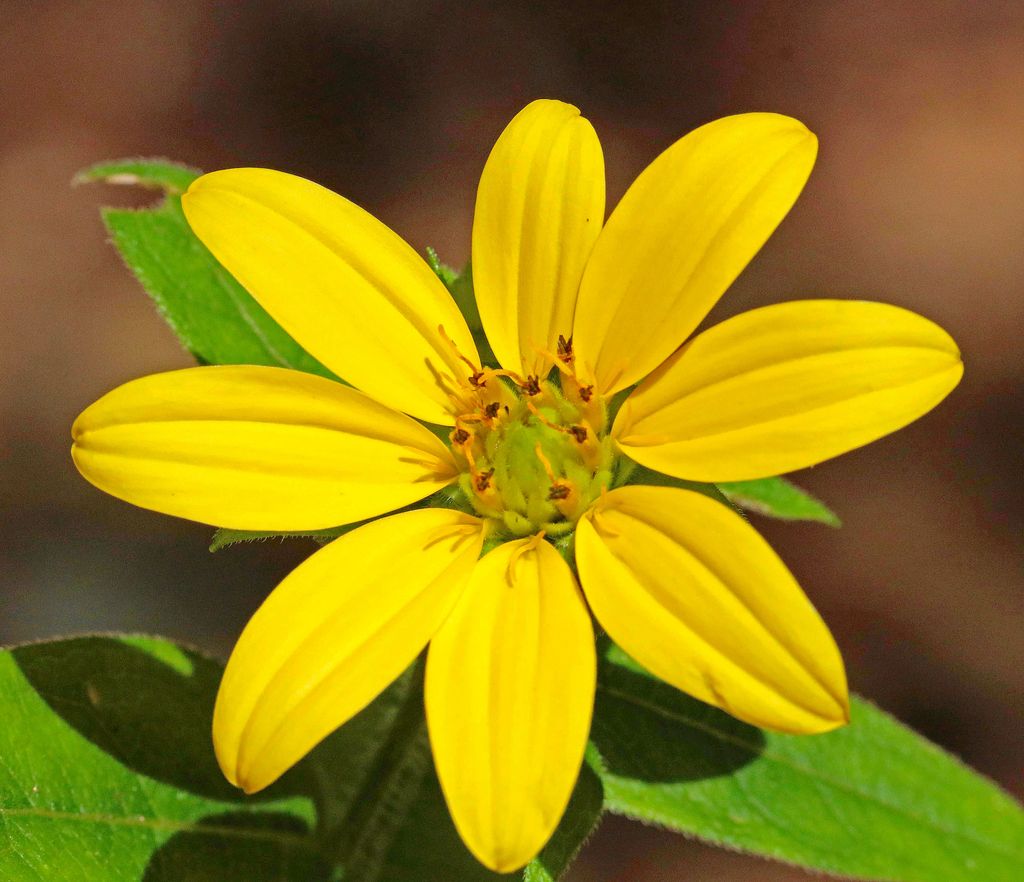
71, 365, 457, 530
426, 537, 596, 872
615, 300, 963, 482
572, 113, 817, 395
181, 168, 478, 425
472, 100, 605, 377
577, 485, 848, 733
214, 508, 484, 793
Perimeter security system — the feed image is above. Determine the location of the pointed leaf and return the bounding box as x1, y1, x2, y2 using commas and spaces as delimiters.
79, 159, 336, 379
592, 643, 1024, 882
0, 636, 327, 880
209, 526, 350, 552
0, 634, 601, 880
717, 476, 840, 526
425, 247, 459, 289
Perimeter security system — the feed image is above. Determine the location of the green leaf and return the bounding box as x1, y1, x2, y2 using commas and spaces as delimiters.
0, 635, 597, 880
79, 159, 337, 380
0, 635, 327, 880
210, 487, 473, 553
591, 643, 1024, 882
447, 259, 482, 334
76, 158, 201, 194
716, 476, 841, 526
424, 247, 459, 289
209, 526, 352, 552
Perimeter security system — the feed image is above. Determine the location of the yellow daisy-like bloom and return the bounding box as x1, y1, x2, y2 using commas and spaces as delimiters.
71, 100, 963, 872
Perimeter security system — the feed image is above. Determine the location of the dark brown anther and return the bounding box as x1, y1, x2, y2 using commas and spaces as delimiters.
483, 401, 500, 419
547, 484, 571, 501
569, 425, 588, 443
522, 375, 542, 396
468, 370, 486, 388
556, 335, 573, 363
578, 384, 594, 403
452, 428, 470, 445
475, 469, 495, 492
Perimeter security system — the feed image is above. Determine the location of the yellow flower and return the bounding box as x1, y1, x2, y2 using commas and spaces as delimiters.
71, 100, 962, 872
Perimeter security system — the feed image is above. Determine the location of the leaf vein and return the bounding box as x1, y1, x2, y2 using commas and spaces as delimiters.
0, 807, 313, 851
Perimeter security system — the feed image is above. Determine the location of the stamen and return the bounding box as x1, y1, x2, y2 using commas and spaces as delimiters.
533, 444, 559, 484
568, 425, 588, 443
437, 373, 478, 414
561, 370, 606, 436
449, 424, 476, 459
463, 443, 502, 513
436, 323, 498, 417
532, 343, 574, 378
521, 375, 542, 396
471, 368, 518, 414
457, 413, 490, 428
535, 443, 578, 516
491, 366, 526, 386
477, 367, 509, 384
527, 401, 570, 435
475, 468, 495, 492
436, 324, 481, 373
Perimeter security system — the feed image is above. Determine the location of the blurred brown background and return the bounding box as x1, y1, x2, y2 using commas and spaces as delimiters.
1, 0, 1021, 878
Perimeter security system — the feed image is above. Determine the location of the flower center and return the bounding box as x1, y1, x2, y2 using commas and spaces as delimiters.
441, 332, 618, 537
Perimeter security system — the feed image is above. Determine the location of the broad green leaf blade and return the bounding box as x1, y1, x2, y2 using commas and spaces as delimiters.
592, 643, 1024, 882
717, 476, 841, 526
0, 636, 326, 881
80, 159, 337, 380
0, 635, 599, 881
